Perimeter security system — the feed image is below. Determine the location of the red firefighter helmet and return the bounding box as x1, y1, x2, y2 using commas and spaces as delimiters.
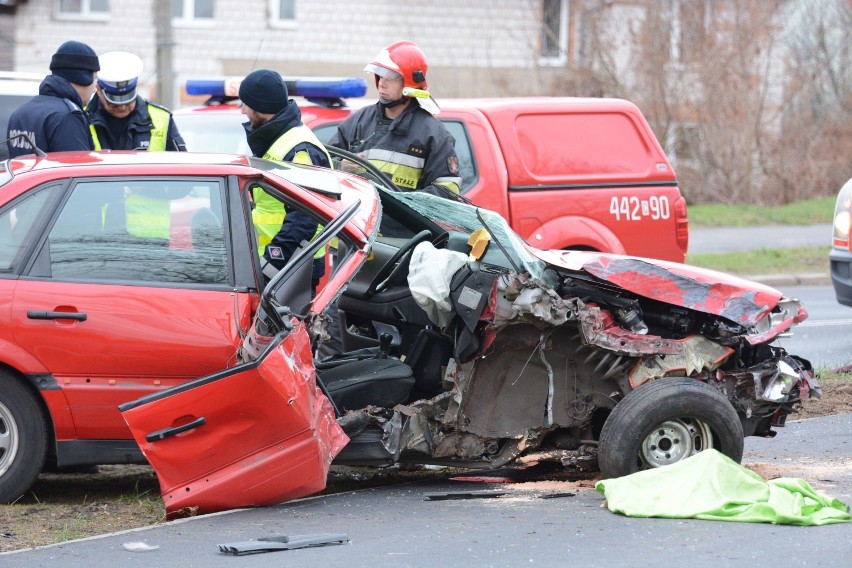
364, 41, 428, 90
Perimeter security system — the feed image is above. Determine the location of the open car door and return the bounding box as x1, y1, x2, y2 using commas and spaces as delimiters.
119, 200, 366, 516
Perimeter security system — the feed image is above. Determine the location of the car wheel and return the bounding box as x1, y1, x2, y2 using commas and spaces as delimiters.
598, 377, 743, 479
0, 372, 49, 503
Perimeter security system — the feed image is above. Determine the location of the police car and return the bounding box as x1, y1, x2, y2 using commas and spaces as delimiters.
173, 76, 368, 155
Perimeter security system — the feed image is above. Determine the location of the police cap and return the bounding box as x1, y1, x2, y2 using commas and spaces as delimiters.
97, 51, 144, 105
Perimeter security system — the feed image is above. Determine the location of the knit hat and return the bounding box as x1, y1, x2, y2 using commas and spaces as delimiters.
238, 69, 288, 114
50, 41, 100, 87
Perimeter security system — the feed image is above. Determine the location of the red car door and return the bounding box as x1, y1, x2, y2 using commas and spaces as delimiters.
120, 199, 370, 515
11, 177, 253, 440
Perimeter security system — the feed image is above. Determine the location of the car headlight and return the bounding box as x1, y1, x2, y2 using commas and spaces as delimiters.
832, 178, 852, 248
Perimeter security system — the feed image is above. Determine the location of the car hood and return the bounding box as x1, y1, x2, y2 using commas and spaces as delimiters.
532, 249, 783, 327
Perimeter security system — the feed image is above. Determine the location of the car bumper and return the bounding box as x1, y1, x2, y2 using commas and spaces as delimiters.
829, 248, 852, 306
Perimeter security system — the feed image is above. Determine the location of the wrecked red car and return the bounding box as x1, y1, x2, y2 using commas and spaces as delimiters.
118, 152, 820, 516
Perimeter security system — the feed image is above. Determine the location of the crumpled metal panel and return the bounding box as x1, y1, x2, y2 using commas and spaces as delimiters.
493, 273, 572, 328
628, 336, 734, 387
532, 250, 782, 326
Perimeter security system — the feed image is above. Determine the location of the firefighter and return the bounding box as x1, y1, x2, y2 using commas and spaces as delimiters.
239, 69, 330, 292
329, 40, 461, 198
6, 40, 100, 158
87, 51, 186, 151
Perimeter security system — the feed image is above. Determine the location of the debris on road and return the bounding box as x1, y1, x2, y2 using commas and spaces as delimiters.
217, 533, 350, 555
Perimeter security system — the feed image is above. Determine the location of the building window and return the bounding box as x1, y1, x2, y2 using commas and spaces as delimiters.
540, 0, 569, 66
670, 122, 701, 163
172, 0, 214, 21
269, 0, 296, 28
673, 0, 713, 65
55, 0, 109, 20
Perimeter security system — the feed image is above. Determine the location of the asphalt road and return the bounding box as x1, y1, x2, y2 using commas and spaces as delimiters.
688, 223, 832, 255
3, 413, 849, 568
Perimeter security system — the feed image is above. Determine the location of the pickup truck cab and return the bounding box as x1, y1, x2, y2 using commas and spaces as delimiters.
175, 78, 689, 262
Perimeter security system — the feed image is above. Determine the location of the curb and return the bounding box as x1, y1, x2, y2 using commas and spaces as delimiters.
742, 272, 831, 287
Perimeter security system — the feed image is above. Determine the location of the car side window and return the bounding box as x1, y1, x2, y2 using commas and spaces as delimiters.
0, 185, 59, 272
440, 120, 477, 194
37, 179, 229, 285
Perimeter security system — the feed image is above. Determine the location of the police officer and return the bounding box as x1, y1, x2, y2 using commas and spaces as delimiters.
6, 40, 100, 158
329, 41, 461, 197
87, 51, 186, 151
239, 69, 330, 292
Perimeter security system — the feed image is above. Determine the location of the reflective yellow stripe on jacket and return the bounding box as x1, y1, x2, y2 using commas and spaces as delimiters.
260, 126, 331, 259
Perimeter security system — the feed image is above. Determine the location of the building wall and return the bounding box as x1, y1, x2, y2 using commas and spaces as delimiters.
11, 0, 562, 104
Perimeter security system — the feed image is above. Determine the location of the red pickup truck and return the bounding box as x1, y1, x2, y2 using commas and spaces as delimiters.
175, 78, 688, 262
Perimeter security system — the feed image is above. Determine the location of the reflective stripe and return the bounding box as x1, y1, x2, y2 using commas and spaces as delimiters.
262, 125, 331, 164
146, 104, 170, 152
363, 147, 425, 169
89, 124, 101, 151
366, 159, 421, 190
433, 176, 462, 195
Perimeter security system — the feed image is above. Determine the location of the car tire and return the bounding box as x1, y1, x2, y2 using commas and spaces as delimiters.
598, 377, 744, 479
0, 372, 49, 503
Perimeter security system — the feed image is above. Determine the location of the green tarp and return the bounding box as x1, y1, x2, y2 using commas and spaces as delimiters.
595, 449, 851, 526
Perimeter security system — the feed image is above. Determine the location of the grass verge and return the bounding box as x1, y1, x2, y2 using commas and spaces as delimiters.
688, 196, 835, 228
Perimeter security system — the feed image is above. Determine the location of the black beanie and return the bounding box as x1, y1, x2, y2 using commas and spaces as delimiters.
50, 41, 100, 87
239, 70, 288, 114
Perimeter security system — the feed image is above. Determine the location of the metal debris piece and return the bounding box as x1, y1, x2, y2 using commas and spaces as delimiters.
217, 533, 350, 555
424, 490, 507, 501
538, 492, 576, 499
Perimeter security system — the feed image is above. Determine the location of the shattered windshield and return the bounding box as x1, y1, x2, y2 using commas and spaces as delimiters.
383, 190, 547, 280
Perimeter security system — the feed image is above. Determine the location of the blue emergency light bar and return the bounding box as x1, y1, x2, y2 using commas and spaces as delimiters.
185, 77, 367, 100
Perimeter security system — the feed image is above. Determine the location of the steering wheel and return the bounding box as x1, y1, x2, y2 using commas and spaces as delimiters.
365, 229, 433, 296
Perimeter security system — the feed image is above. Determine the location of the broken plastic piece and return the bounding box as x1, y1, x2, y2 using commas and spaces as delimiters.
538, 492, 576, 499
217, 533, 350, 555
424, 490, 507, 501
467, 228, 491, 259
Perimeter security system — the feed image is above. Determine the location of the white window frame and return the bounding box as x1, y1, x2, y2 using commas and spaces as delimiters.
172, 0, 215, 27
54, 0, 110, 22
539, 0, 569, 67
268, 0, 297, 30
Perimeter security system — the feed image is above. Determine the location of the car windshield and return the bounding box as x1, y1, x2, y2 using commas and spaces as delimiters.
174, 113, 248, 154
382, 189, 548, 281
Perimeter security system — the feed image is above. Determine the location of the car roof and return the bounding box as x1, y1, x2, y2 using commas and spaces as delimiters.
7, 150, 254, 174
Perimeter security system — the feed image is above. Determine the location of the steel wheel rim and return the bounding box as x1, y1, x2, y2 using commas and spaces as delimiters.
0, 399, 19, 476
639, 418, 713, 468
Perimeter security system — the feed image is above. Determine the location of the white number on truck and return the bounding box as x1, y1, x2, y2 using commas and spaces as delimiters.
609, 196, 670, 221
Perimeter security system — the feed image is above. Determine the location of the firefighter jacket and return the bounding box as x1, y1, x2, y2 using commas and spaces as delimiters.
243, 103, 330, 285
329, 101, 461, 197
6, 74, 93, 158
87, 96, 186, 151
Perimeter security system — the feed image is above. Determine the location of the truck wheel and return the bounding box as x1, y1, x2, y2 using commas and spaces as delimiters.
0, 372, 48, 503
598, 377, 743, 479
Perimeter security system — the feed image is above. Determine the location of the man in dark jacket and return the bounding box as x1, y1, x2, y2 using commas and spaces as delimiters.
239, 69, 331, 292
329, 41, 461, 197
87, 51, 185, 151
7, 40, 100, 157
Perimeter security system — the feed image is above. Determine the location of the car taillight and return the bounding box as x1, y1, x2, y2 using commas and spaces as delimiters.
674, 196, 689, 257
833, 179, 852, 250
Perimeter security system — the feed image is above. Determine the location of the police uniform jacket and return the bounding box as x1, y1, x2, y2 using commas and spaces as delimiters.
6, 74, 93, 158
243, 102, 327, 282
329, 101, 461, 197
87, 96, 186, 151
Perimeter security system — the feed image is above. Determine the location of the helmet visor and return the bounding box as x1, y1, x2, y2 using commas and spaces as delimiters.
364, 63, 402, 82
